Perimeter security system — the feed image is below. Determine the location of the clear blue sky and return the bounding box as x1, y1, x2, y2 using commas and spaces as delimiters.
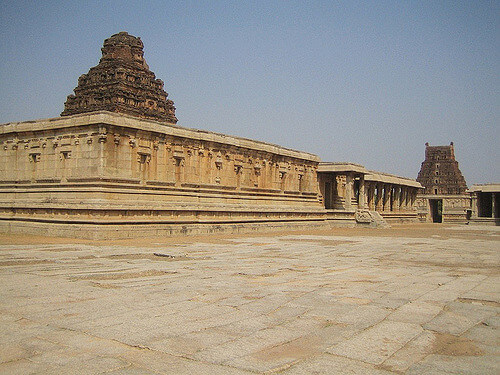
0, 1, 498, 184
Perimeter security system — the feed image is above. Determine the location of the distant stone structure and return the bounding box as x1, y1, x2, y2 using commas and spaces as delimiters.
0, 32, 422, 239
416, 143, 470, 223
61, 32, 177, 124
318, 163, 421, 225
416, 142, 467, 195
469, 184, 500, 225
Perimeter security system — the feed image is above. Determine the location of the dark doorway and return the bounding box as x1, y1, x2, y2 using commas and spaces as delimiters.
429, 199, 443, 223
495, 193, 499, 218
324, 182, 332, 209
478, 192, 492, 217
354, 179, 360, 206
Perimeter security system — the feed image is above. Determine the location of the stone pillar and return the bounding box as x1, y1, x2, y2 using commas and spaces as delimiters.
393, 186, 399, 211
397, 187, 403, 211
368, 183, 375, 210
406, 188, 410, 210
98, 129, 105, 179
384, 184, 390, 211
410, 189, 416, 210
371, 185, 376, 210
375, 183, 383, 212
400, 187, 404, 210
471, 193, 478, 218
390, 186, 394, 211
401, 187, 407, 211
345, 173, 353, 210
382, 184, 388, 211
492, 193, 496, 218
399, 187, 404, 211
390, 185, 395, 211
359, 175, 366, 209
366, 184, 371, 210
380, 184, 384, 211
235, 164, 242, 190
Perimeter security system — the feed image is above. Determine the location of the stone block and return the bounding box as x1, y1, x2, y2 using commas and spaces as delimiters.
327, 320, 423, 365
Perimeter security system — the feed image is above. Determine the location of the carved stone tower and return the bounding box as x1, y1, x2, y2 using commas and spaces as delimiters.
61, 32, 177, 124
416, 142, 467, 195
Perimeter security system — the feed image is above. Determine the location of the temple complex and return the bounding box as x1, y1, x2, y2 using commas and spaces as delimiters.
416, 143, 470, 223
0, 32, 423, 239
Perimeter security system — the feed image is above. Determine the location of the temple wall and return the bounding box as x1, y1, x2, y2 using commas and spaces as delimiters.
0, 113, 319, 193
0, 112, 326, 238
416, 194, 470, 223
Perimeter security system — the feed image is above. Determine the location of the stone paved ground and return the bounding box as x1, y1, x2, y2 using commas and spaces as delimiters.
0, 224, 498, 374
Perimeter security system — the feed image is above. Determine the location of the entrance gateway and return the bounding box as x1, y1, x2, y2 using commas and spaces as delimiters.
429, 199, 443, 223
415, 143, 470, 223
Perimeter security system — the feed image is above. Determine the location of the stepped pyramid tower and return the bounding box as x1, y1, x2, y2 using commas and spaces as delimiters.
416, 142, 467, 195
61, 32, 177, 123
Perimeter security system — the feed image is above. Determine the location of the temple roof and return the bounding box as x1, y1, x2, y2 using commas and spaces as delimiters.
61, 32, 177, 124
417, 142, 467, 194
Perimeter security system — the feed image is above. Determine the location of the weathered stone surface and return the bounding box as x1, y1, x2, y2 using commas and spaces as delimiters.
417, 142, 467, 195
387, 300, 443, 325
0, 224, 498, 374
327, 320, 423, 365
285, 354, 395, 375
407, 354, 499, 375
382, 331, 437, 373
355, 209, 389, 227
415, 142, 471, 223
0, 112, 324, 238
61, 32, 177, 124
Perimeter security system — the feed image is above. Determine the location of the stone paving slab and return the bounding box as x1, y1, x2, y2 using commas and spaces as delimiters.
381, 330, 437, 373
327, 320, 423, 365
406, 354, 499, 375
283, 353, 395, 374
387, 300, 443, 325
0, 224, 499, 374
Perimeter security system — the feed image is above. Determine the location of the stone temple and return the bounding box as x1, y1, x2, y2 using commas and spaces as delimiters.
61, 32, 177, 124
415, 143, 470, 223
416, 142, 467, 195
0, 32, 426, 239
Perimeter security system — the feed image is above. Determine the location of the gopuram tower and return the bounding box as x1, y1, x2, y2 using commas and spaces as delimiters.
415, 142, 470, 223
417, 142, 467, 195
61, 32, 177, 124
